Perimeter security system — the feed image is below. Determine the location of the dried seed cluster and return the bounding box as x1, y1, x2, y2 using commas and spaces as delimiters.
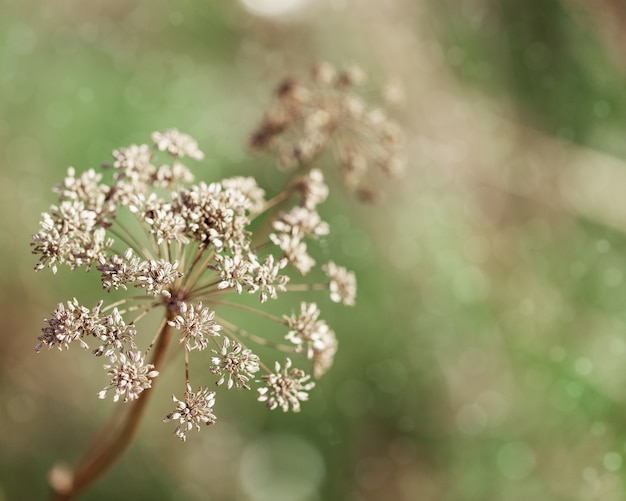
250, 61, 406, 202
33, 129, 356, 441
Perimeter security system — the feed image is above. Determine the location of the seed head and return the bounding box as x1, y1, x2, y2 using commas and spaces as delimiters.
257, 358, 315, 413
163, 384, 217, 442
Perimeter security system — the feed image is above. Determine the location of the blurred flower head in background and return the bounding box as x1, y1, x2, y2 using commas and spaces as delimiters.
250, 61, 405, 202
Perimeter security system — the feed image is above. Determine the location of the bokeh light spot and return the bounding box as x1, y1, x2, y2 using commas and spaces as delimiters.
574, 357, 593, 376
456, 403, 488, 436
591, 421, 606, 437
603, 452, 622, 472
240, 0, 312, 19
239, 433, 324, 501
497, 442, 535, 480
603, 267, 623, 287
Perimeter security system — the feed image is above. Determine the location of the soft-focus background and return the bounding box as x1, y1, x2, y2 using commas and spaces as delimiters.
2, 1, 626, 500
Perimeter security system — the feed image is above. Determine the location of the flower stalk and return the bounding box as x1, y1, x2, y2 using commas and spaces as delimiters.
49, 320, 173, 500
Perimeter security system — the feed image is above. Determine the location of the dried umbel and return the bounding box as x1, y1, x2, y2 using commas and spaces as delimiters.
250, 61, 406, 201
33, 129, 356, 453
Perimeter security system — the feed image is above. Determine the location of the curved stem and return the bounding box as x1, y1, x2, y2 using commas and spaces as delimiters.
261, 188, 292, 214
48, 318, 174, 501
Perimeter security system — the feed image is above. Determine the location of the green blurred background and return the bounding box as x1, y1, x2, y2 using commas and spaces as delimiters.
2, 1, 626, 499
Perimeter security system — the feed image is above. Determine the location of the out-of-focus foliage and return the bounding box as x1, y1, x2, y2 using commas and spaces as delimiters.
2, 1, 626, 500
432, 0, 626, 154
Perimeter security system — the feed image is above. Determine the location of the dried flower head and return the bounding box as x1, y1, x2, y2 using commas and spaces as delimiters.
36, 299, 104, 352
93, 308, 138, 361
152, 129, 204, 161
284, 302, 338, 378
251, 61, 405, 201
163, 384, 216, 441
324, 261, 357, 306
98, 351, 159, 403
210, 337, 260, 390
33, 129, 356, 443
257, 358, 316, 412
291, 168, 329, 210
168, 302, 221, 351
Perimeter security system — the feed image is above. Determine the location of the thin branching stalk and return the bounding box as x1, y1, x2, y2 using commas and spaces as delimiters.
48, 319, 173, 501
